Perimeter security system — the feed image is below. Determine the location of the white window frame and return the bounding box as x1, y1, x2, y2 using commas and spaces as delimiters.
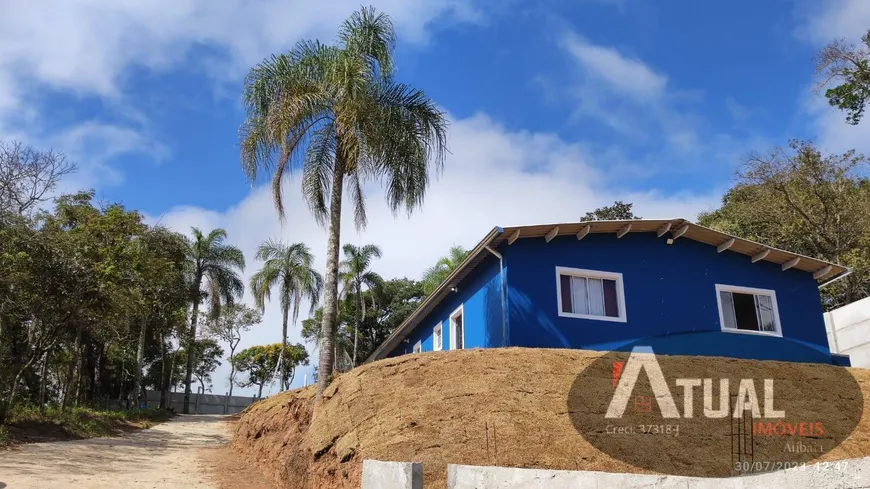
433, 323, 443, 351
715, 284, 782, 337
555, 266, 627, 323
413, 339, 422, 353
449, 305, 465, 350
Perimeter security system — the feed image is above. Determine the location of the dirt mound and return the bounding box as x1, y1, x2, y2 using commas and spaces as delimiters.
229, 348, 870, 489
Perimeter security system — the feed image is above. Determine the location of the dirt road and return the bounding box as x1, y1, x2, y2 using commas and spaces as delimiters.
0, 414, 231, 488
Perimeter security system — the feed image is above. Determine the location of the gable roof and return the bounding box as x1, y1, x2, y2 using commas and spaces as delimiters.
366, 218, 849, 362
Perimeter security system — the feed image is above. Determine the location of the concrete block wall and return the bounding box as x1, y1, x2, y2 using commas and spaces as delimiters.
362, 457, 870, 488
446, 458, 870, 489
825, 295, 870, 367
144, 390, 257, 414
361, 460, 423, 489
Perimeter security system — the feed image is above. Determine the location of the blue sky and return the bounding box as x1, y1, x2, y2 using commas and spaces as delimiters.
2, 0, 869, 394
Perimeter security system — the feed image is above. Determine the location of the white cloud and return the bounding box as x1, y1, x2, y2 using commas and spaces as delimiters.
561, 32, 668, 102
0, 0, 479, 108
152, 112, 719, 395
800, 0, 870, 44
804, 93, 870, 155
557, 31, 726, 173
796, 0, 870, 155
0, 0, 482, 194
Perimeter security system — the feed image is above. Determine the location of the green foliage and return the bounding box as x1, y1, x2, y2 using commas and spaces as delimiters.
249, 240, 321, 390
232, 343, 309, 396
184, 227, 246, 316
178, 339, 224, 393
181, 227, 245, 411
239, 6, 448, 392
339, 243, 384, 365
249, 240, 322, 323
0, 405, 172, 446
816, 31, 870, 125
582, 201, 641, 221
1, 184, 223, 423
421, 246, 468, 295
698, 140, 870, 309
302, 278, 424, 364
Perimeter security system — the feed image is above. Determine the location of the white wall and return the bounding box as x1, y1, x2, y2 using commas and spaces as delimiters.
360, 459, 870, 489
825, 296, 870, 367
446, 459, 870, 489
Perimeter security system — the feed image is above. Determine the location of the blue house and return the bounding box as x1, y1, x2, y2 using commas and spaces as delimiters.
368, 219, 851, 366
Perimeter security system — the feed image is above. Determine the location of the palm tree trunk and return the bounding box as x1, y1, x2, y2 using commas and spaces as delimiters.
61, 325, 82, 410
38, 350, 49, 413
133, 317, 147, 408
280, 301, 289, 391
159, 334, 168, 409
353, 281, 361, 367
316, 167, 345, 397
183, 292, 201, 414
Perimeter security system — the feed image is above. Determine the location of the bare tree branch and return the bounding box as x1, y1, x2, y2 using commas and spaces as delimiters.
0, 141, 77, 216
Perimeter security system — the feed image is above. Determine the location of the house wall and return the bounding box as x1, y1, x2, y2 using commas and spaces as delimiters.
386, 255, 505, 357
825, 295, 870, 367
506, 232, 837, 364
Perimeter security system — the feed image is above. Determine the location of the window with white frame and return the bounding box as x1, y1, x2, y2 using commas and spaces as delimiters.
433, 323, 443, 351
413, 340, 422, 353
449, 306, 464, 350
556, 267, 626, 322
715, 284, 781, 336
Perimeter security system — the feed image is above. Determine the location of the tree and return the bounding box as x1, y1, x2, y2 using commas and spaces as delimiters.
302, 277, 424, 365
582, 201, 641, 221
0, 141, 77, 216
130, 227, 188, 407
249, 240, 322, 391
232, 343, 309, 397
183, 339, 224, 394
240, 7, 448, 396
698, 140, 870, 309
421, 246, 468, 295
204, 303, 262, 399
2, 189, 199, 419
181, 228, 245, 413
339, 244, 384, 366
816, 30, 870, 125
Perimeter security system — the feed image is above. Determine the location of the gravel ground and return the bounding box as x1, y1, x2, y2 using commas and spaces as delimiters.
0, 414, 230, 488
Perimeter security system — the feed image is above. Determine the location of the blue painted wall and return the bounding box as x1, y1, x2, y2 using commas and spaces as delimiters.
387, 255, 505, 357
506, 232, 837, 364
388, 232, 841, 365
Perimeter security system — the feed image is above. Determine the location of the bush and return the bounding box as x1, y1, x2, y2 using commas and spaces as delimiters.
0, 405, 174, 447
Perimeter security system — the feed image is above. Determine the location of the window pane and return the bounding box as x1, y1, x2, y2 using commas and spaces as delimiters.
755, 295, 775, 332
732, 292, 760, 331
720, 291, 737, 329
587, 278, 605, 316
434, 326, 442, 349
603, 279, 619, 317
559, 274, 573, 313
572, 276, 589, 315
455, 315, 464, 349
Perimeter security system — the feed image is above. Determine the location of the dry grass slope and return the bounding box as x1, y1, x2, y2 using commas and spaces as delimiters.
230, 348, 870, 489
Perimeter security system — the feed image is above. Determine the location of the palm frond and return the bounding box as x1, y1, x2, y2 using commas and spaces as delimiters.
302, 121, 337, 226
357, 80, 448, 215
337, 5, 396, 79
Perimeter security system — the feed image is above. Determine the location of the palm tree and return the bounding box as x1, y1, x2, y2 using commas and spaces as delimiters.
250, 240, 323, 390
182, 227, 245, 414
421, 246, 469, 295
339, 243, 384, 366
240, 7, 447, 396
